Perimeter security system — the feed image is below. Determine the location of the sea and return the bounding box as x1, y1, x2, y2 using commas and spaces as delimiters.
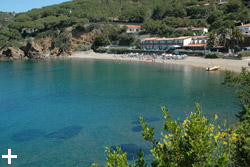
0, 58, 240, 167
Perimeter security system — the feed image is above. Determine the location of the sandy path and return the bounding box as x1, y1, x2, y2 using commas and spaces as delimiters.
70, 51, 250, 73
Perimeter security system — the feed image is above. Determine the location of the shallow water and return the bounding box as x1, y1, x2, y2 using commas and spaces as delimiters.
0, 59, 240, 166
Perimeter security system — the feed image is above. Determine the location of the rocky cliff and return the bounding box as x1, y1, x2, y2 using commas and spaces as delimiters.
0, 29, 98, 61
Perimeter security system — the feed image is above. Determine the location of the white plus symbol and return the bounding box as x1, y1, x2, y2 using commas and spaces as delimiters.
2, 149, 17, 165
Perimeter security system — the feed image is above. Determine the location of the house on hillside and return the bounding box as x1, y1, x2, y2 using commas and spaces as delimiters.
21, 27, 38, 35
237, 23, 250, 35
126, 25, 142, 33
176, 27, 208, 35
140, 36, 208, 50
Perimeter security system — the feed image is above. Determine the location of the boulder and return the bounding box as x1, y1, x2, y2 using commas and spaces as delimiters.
1, 47, 25, 60
20, 41, 44, 59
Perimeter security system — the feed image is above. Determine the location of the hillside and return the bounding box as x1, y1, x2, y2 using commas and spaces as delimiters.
0, 0, 250, 60
0, 12, 15, 29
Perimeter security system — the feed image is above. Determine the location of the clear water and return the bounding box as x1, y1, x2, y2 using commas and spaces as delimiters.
0, 59, 240, 167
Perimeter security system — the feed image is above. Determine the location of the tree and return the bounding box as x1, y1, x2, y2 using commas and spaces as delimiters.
231, 29, 242, 45
207, 32, 217, 49
224, 68, 250, 166
52, 31, 72, 55
91, 34, 109, 51
207, 10, 223, 25
15, 14, 32, 22
223, 0, 243, 14
152, 5, 166, 20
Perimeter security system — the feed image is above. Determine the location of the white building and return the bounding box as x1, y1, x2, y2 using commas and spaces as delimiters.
21, 28, 38, 34
126, 25, 141, 33
141, 36, 208, 50
237, 23, 250, 35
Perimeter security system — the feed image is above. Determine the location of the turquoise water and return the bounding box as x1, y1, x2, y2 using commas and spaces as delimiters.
0, 59, 239, 167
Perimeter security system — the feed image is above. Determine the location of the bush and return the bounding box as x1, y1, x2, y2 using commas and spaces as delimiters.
93, 104, 231, 166
238, 51, 250, 57
205, 52, 220, 59
224, 68, 250, 166
177, 49, 204, 56
75, 44, 91, 51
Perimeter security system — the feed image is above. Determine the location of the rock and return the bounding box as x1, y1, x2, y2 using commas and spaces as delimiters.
20, 41, 44, 59
1, 47, 25, 60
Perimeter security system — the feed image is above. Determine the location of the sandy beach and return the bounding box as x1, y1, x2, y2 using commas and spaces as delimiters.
70, 51, 250, 73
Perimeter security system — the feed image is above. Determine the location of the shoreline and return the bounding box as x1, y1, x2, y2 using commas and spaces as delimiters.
70, 51, 250, 73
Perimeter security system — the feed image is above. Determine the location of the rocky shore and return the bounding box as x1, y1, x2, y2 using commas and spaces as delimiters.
0, 39, 73, 61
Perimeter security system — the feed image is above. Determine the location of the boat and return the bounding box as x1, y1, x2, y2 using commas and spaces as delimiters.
206, 65, 220, 71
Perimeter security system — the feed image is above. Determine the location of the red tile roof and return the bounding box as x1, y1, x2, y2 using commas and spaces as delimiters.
127, 25, 141, 28
184, 44, 206, 47
141, 36, 191, 41
237, 23, 250, 28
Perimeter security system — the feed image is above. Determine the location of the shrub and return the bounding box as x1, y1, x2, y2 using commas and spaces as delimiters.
93, 104, 231, 166
75, 44, 91, 51
205, 52, 220, 59
224, 68, 250, 166
238, 51, 250, 57
176, 49, 204, 56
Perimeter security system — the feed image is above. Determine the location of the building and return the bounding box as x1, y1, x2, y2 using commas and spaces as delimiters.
176, 27, 208, 35
140, 36, 208, 50
237, 23, 250, 35
21, 28, 38, 34
126, 25, 141, 33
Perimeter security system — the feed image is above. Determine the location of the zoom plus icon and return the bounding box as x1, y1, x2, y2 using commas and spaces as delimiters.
2, 149, 17, 165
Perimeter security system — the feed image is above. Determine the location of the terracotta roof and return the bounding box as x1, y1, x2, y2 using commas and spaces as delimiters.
141, 37, 159, 40
237, 23, 250, 28
127, 25, 141, 28
141, 36, 191, 41
184, 44, 206, 47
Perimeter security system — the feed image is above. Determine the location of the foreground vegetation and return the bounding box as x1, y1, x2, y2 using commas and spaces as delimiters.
92, 68, 250, 167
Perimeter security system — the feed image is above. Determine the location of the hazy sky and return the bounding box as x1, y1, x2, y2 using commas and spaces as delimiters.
0, 0, 70, 13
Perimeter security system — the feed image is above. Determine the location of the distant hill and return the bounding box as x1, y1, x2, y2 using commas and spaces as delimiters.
0, 0, 250, 60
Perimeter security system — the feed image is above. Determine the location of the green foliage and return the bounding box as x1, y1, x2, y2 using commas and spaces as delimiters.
118, 34, 137, 46
176, 49, 204, 56
52, 31, 72, 54
119, 7, 150, 23
1, 0, 250, 53
104, 147, 129, 167
238, 50, 250, 57
92, 34, 109, 51
141, 104, 229, 166
75, 44, 91, 51
92, 147, 147, 167
73, 18, 89, 30
223, 0, 243, 14
205, 52, 220, 59
224, 68, 250, 117
94, 104, 231, 167
224, 68, 250, 166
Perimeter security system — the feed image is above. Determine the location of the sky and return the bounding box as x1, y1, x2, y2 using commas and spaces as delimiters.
0, 0, 70, 13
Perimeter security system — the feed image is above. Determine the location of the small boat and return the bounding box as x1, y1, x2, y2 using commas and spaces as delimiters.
146, 58, 153, 60
206, 65, 220, 71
